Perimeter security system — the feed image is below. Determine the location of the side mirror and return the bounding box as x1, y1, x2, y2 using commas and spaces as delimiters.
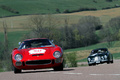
13, 48, 18, 50
51, 40, 54, 43
18, 42, 21, 46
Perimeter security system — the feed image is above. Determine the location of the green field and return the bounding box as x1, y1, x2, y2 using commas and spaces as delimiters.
0, 31, 29, 47
0, 0, 120, 17
64, 41, 118, 52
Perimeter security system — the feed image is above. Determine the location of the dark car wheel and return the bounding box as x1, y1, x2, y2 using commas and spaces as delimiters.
107, 55, 113, 64
111, 60, 113, 63
88, 64, 92, 66
107, 61, 110, 64
110, 55, 114, 63
53, 63, 63, 71
14, 66, 21, 73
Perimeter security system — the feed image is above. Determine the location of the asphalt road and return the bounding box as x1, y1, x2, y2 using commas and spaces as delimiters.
0, 60, 120, 80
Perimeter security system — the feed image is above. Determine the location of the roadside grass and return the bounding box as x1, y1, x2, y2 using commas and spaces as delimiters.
0, 69, 4, 72
113, 53, 120, 59
77, 58, 87, 62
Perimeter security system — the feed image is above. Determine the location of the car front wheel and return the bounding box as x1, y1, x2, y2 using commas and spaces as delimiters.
53, 63, 63, 71
13, 66, 21, 74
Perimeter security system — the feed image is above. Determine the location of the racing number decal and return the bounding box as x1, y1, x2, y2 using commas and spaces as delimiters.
29, 49, 46, 54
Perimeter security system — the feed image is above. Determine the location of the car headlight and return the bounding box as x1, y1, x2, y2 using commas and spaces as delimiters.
53, 51, 61, 58
104, 55, 107, 59
88, 58, 91, 62
94, 56, 99, 61
14, 54, 23, 61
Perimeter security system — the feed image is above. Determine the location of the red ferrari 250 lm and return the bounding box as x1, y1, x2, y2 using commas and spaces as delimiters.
11, 38, 63, 73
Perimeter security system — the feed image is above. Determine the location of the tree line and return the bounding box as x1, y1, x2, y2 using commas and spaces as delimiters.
22, 15, 101, 49
22, 15, 120, 49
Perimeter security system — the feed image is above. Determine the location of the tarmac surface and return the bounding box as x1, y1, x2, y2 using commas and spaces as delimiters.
0, 60, 120, 80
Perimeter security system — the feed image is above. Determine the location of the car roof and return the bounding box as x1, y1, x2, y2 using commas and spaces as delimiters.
92, 48, 108, 51
23, 38, 48, 41
91, 48, 108, 53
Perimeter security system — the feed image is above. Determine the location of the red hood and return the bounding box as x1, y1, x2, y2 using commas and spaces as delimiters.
18, 47, 56, 61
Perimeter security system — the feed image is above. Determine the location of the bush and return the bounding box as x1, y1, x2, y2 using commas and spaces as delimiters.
63, 8, 97, 13
64, 52, 77, 67
56, 8, 60, 13
0, 5, 19, 14
63, 9, 70, 13
95, 25, 103, 30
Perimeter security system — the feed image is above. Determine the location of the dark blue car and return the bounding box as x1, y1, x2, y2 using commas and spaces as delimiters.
87, 48, 113, 66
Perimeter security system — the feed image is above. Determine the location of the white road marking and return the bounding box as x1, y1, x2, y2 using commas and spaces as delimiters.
90, 74, 104, 76
49, 72, 60, 74
90, 74, 120, 76
49, 72, 120, 76
108, 74, 120, 76
63, 72, 82, 75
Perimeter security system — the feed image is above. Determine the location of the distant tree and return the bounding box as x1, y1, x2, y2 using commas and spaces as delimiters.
61, 18, 74, 49
74, 16, 100, 46
100, 17, 120, 47
100, 27, 113, 47
23, 15, 101, 49
2, 20, 12, 71
23, 14, 63, 47
106, 17, 120, 40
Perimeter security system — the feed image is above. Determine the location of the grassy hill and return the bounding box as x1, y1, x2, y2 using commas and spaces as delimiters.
0, 0, 120, 17
0, 7, 120, 31
0, 7, 120, 48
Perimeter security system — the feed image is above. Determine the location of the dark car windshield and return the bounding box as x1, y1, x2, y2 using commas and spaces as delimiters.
18, 39, 54, 49
91, 49, 108, 55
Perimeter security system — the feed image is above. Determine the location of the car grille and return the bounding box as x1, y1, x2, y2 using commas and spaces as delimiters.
26, 60, 52, 65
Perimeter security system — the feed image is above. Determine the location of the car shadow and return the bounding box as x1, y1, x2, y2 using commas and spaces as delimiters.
17, 68, 75, 74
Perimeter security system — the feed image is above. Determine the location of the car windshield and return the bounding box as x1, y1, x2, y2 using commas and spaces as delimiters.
91, 49, 108, 55
18, 39, 54, 49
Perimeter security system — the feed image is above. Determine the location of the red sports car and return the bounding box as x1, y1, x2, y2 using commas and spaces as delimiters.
11, 38, 63, 73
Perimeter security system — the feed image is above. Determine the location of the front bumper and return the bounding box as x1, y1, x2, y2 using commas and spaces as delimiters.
13, 58, 63, 70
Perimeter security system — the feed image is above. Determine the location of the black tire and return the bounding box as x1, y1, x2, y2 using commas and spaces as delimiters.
110, 55, 114, 63
53, 63, 63, 71
93, 63, 96, 66
13, 66, 21, 74
107, 56, 110, 64
107, 61, 110, 64
88, 64, 92, 66
111, 60, 114, 63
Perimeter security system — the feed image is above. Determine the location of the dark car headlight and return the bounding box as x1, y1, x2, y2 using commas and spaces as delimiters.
88, 58, 91, 62
53, 51, 62, 58
14, 54, 23, 61
94, 56, 99, 61
104, 55, 107, 59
